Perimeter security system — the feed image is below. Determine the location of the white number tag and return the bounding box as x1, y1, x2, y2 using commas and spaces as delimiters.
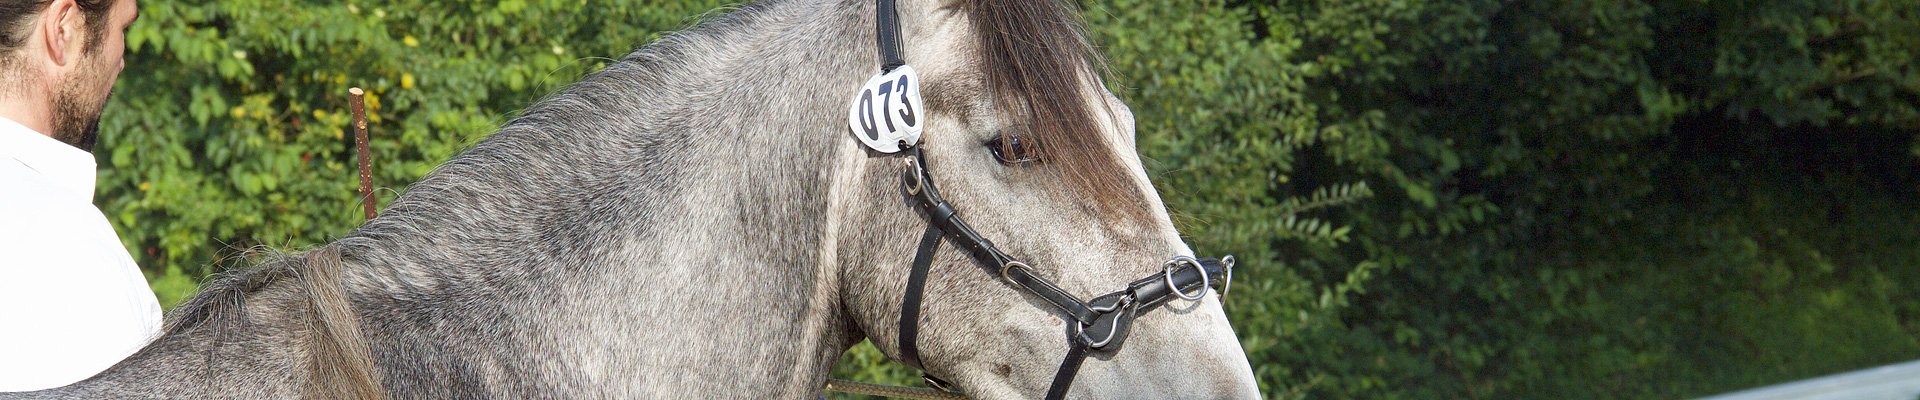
847, 65, 925, 153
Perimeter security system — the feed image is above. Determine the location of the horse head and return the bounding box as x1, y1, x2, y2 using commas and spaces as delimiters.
0, 1, 1260, 398
833, 0, 1260, 397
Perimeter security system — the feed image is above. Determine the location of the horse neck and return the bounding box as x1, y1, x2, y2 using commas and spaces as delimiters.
331, 0, 877, 395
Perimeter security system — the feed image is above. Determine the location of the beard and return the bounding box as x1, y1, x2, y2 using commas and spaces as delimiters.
49, 58, 112, 152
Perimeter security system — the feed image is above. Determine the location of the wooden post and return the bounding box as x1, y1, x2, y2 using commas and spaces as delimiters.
348, 87, 376, 220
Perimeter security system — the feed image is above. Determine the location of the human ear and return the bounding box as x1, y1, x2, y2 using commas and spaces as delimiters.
39, 0, 80, 68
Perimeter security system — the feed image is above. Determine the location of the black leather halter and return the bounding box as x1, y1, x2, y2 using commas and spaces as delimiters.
869, 2, 1234, 399
892, 146, 1233, 399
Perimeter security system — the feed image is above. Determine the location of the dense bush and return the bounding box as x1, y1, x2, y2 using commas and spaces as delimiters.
1178, 0, 1920, 398
98, 0, 1917, 399
103, 0, 730, 304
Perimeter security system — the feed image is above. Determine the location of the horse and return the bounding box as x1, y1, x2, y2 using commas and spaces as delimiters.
2, 0, 1259, 397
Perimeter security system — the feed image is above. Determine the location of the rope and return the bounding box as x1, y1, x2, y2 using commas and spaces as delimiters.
823, 379, 968, 400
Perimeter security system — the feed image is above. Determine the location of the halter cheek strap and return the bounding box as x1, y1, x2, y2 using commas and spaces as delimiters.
876, 0, 907, 72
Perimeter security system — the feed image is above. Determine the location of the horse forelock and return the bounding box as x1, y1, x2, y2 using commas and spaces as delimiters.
968, 0, 1150, 223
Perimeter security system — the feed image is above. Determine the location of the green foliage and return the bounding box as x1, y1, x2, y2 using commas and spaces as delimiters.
826, 340, 924, 400
102, 0, 728, 304
101, 0, 1919, 399
1095, 0, 1918, 398
1087, 0, 1394, 395
1203, 0, 1920, 398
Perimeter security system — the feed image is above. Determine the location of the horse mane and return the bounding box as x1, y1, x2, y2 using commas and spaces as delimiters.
969, 0, 1150, 222
296, 246, 384, 400
160, 246, 384, 400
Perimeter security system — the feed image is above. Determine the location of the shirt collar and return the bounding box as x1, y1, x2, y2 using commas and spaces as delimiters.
0, 116, 98, 203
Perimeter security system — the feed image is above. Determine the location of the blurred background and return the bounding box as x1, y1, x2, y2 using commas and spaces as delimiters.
98, 0, 1918, 398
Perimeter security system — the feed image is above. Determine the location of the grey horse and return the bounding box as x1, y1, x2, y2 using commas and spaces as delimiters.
2, 0, 1259, 398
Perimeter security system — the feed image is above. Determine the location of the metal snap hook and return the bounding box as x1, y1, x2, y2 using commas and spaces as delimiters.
1221, 253, 1236, 298
1165, 256, 1208, 301
1077, 320, 1117, 348
1077, 295, 1132, 349
1219, 255, 1235, 299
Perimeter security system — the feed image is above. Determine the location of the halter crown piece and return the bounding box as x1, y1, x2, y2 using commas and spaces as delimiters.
850, 1, 1236, 399
847, 0, 924, 153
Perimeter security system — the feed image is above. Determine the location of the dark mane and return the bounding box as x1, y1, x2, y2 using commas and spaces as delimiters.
159, 246, 383, 400
970, 0, 1149, 222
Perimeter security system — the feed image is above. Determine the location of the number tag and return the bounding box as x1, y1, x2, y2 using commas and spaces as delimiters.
847, 65, 925, 153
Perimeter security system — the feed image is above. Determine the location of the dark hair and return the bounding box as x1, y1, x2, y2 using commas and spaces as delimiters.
969, 0, 1150, 223
1, 0, 116, 70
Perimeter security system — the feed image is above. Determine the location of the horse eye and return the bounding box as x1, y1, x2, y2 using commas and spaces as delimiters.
986, 134, 1039, 165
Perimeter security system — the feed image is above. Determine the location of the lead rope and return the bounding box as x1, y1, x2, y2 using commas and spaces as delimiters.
824, 379, 969, 400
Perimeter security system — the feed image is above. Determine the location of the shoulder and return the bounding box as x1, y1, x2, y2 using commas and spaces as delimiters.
0, 157, 128, 273
0, 159, 93, 228
0, 156, 70, 201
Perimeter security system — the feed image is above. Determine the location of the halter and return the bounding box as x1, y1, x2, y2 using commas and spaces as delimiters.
894, 147, 1233, 399
863, 2, 1236, 398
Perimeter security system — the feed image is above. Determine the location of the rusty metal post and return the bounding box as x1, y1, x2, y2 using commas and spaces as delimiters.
348, 87, 376, 220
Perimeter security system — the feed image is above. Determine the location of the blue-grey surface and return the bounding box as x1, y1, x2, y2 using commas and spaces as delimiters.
1697, 359, 1920, 400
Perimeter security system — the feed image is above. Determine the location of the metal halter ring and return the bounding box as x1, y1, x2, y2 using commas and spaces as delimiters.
1001, 261, 1033, 291
1165, 256, 1209, 301
1220, 255, 1235, 299
902, 158, 924, 195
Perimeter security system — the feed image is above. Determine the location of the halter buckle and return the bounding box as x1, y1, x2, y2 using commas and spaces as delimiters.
1000, 261, 1033, 290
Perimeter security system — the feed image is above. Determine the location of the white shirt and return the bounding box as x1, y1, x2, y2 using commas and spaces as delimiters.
0, 116, 162, 391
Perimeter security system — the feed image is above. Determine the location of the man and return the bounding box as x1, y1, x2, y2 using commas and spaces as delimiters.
0, 0, 156, 391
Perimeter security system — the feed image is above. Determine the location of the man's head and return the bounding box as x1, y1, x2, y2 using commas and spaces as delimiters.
0, 0, 138, 152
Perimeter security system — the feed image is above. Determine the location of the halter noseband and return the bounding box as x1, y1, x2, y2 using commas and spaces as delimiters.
864, 1, 1234, 398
